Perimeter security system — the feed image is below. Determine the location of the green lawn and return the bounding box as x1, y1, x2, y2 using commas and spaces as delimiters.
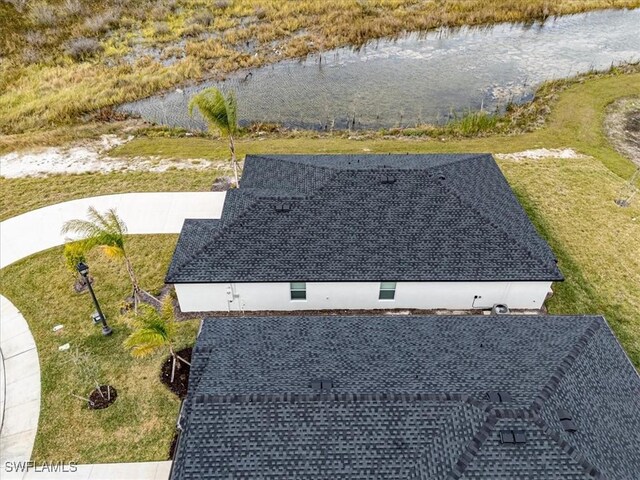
502, 157, 640, 367
0, 236, 199, 463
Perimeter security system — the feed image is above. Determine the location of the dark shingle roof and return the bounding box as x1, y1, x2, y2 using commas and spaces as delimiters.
172, 315, 640, 480
166, 154, 563, 283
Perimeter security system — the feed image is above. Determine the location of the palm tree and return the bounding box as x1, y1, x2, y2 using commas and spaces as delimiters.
63, 241, 89, 292
61, 207, 143, 310
188, 86, 240, 187
123, 299, 190, 383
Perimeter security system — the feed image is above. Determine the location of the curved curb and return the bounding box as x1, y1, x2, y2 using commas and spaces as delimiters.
0, 191, 226, 474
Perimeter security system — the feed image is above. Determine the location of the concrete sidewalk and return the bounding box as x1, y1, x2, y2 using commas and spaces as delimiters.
0, 191, 226, 479
1, 192, 226, 269
0, 296, 40, 474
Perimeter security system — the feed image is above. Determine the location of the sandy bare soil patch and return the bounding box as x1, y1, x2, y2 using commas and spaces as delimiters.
604, 97, 640, 167
495, 148, 588, 161
0, 135, 216, 178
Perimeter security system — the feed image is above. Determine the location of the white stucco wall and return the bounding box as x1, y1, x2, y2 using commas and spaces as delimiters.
174, 281, 553, 312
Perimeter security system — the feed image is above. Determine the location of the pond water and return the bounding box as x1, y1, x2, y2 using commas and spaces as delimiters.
120, 9, 640, 131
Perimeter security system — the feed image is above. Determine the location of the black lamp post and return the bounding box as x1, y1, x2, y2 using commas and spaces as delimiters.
77, 261, 112, 336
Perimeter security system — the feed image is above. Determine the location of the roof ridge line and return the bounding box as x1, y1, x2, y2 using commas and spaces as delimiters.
448, 404, 605, 480
447, 414, 499, 479
436, 167, 557, 276
447, 152, 492, 164
247, 153, 343, 172
242, 154, 342, 195
532, 415, 606, 479
530, 318, 602, 413
248, 153, 491, 170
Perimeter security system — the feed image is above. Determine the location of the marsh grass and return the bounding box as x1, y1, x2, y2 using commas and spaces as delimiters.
444, 109, 500, 136
2, 0, 639, 135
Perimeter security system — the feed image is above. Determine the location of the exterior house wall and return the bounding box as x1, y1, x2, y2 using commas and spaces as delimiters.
174, 281, 553, 312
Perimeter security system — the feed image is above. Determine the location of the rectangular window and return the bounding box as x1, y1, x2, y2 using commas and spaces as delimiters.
290, 282, 307, 300
379, 282, 396, 300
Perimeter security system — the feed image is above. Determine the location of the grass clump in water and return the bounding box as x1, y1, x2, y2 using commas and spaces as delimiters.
444, 109, 500, 136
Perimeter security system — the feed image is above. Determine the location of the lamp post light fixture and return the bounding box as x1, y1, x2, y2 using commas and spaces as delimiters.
76, 261, 112, 336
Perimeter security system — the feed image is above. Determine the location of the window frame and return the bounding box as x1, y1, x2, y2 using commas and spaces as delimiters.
379, 281, 397, 300
290, 282, 307, 301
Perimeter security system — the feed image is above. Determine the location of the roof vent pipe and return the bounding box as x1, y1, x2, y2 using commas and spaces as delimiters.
275, 203, 291, 212
558, 409, 578, 432
310, 378, 333, 392
381, 174, 396, 184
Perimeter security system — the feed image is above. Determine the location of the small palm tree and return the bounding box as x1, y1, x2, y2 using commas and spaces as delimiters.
188, 86, 240, 187
63, 241, 89, 292
123, 299, 190, 383
62, 207, 143, 310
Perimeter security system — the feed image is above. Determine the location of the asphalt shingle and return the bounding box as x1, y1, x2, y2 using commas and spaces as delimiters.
166, 154, 563, 283
171, 315, 640, 479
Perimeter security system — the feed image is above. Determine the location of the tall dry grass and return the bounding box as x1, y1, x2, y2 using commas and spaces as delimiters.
2, 0, 639, 136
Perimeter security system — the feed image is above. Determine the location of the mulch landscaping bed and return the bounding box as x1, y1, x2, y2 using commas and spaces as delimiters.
88, 385, 117, 410
73, 275, 93, 294
160, 347, 192, 399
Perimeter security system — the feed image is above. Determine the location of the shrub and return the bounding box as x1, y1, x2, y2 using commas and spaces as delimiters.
151, 6, 169, 21
29, 2, 58, 26
182, 23, 205, 38
254, 6, 267, 20
25, 31, 47, 47
214, 0, 230, 9
61, 0, 83, 17
63, 241, 87, 277
161, 45, 185, 60
84, 10, 120, 35
22, 48, 41, 65
444, 110, 500, 136
6, 0, 28, 13
66, 37, 104, 61
188, 10, 215, 27
165, 0, 179, 13
153, 21, 171, 37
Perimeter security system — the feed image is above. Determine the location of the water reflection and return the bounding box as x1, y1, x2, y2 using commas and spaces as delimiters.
120, 9, 640, 131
